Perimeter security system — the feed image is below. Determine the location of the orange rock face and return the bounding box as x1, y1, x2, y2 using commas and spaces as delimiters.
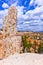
2, 6, 17, 38
0, 6, 22, 59
0, 40, 5, 59
0, 32, 3, 39
0, 36, 22, 59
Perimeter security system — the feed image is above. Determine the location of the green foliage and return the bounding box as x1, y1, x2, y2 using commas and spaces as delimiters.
22, 34, 43, 53
38, 42, 43, 53
22, 35, 32, 48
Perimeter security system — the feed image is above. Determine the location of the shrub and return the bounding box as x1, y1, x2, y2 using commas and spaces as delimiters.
22, 34, 43, 53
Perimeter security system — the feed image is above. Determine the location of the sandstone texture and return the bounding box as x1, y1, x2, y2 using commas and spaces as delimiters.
2, 6, 17, 38
0, 6, 22, 59
0, 36, 22, 59
0, 53, 43, 65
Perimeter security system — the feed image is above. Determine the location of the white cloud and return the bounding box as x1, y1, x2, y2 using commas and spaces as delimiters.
0, 19, 2, 29
29, 0, 34, 6
11, 1, 18, 6
0, 19, 2, 24
17, 6, 24, 16
16, 0, 43, 26
16, 3, 43, 31
35, 0, 43, 6
0, 9, 8, 19
2, 3, 9, 8
29, 0, 43, 7
0, 0, 43, 31
0, 9, 8, 29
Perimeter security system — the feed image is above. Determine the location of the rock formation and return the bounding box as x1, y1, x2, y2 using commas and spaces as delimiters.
0, 53, 43, 65
0, 6, 22, 59
2, 6, 17, 38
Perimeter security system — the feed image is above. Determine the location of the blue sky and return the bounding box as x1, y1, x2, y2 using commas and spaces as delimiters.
0, 0, 43, 31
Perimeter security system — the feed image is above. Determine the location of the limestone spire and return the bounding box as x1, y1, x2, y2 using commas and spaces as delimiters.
8, 6, 17, 21
2, 6, 17, 38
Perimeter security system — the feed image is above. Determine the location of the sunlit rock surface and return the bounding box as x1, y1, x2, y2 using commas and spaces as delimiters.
0, 6, 22, 59
0, 53, 43, 65
2, 6, 17, 38
0, 36, 22, 59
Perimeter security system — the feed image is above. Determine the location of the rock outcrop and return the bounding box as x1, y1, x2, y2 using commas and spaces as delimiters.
0, 53, 43, 65
2, 6, 17, 38
0, 36, 22, 59
0, 6, 22, 59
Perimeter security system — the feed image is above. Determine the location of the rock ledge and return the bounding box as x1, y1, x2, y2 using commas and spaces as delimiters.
0, 53, 43, 65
